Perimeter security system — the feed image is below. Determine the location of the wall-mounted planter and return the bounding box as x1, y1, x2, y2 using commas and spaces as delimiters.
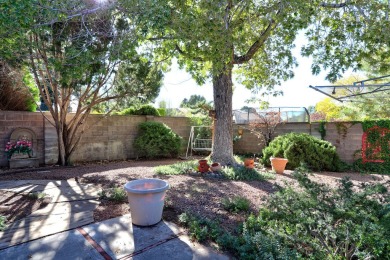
270, 157, 288, 174
9, 158, 39, 169
124, 178, 169, 226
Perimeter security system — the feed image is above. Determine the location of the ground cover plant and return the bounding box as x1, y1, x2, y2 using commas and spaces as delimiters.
26, 192, 46, 200
221, 196, 250, 213
0, 215, 6, 231
98, 187, 127, 203
179, 168, 390, 259
154, 159, 274, 181
262, 133, 341, 171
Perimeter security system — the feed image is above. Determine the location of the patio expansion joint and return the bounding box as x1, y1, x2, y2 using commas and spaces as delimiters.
118, 231, 186, 259
50, 198, 99, 203
77, 227, 113, 260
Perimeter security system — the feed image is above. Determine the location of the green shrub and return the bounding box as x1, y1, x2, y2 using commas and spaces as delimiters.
247, 169, 390, 259
262, 132, 341, 171
0, 215, 6, 231
155, 160, 198, 175
221, 196, 250, 213
134, 122, 182, 158
119, 105, 160, 116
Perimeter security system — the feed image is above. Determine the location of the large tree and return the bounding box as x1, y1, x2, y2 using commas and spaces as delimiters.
0, 0, 141, 165
126, 0, 388, 164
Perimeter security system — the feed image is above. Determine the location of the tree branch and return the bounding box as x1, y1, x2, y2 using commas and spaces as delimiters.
233, 16, 278, 64
175, 44, 204, 62
320, 1, 351, 8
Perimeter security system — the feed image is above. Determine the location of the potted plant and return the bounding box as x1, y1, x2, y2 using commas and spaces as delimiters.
210, 162, 221, 172
198, 159, 210, 173
244, 158, 255, 169
270, 157, 288, 174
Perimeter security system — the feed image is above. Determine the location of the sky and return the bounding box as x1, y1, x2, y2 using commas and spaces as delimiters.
154, 33, 353, 110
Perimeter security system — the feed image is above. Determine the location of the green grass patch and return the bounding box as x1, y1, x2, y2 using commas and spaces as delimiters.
221, 165, 274, 181
154, 160, 198, 175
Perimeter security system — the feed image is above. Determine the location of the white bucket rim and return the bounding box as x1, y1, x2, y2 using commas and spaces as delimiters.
124, 178, 169, 194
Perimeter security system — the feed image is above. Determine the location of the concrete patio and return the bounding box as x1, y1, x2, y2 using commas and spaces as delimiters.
0, 180, 229, 259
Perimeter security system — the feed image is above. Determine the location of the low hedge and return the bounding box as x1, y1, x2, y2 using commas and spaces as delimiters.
262, 133, 341, 171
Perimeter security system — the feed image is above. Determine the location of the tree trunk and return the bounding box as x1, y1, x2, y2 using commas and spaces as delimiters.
211, 68, 235, 165
56, 124, 67, 166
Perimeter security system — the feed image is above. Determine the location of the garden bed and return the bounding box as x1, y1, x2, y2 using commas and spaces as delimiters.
1, 159, 389, 232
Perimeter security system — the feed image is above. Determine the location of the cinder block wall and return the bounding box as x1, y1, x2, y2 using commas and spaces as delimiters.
45, 114, 191, 164
0, 110, 363, 166
322, 122, 363, 163
232, 122, 363, 163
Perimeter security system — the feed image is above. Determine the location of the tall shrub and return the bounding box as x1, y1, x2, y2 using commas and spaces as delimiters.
134, 122, 182, 158
262, 133, 340, 171
119, 105, 160, 116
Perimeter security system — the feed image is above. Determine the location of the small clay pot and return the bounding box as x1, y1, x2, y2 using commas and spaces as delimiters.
210, 162, 221, 172
198, 159, 210, 173
244, 158, 255, 169
270, 157, 288, 174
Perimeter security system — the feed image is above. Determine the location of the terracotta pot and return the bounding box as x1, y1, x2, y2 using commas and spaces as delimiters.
270, 157, 288, 174
244, 158, 255, 169
198, 159, 210, 173
210, 162, 221, 172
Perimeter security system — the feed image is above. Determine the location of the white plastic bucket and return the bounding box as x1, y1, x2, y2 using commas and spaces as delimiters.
124, 178, 169, 226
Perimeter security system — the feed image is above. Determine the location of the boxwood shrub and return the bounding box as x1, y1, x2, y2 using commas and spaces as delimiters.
262, 132, 341, 171
134, 122, 182, 158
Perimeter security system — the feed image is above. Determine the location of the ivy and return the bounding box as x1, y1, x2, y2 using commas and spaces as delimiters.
362, 120, 390, 132
357, 119, 390, 173
335, 122, 349, 139
318, 121, 326, 140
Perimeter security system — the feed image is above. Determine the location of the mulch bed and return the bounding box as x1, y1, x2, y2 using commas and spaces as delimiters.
1, 159, 389, 233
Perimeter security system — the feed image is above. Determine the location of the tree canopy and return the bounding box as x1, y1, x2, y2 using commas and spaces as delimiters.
124, 0, 390, 164
0, 0, 145, 165
2, 0, 390, 165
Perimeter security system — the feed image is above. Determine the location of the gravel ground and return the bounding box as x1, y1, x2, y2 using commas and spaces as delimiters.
1, 159, 389, 232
